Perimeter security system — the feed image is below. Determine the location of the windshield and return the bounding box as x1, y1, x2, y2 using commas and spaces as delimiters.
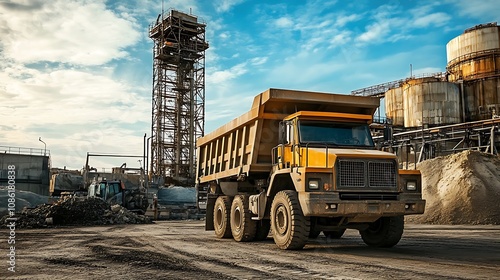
298, 120, 374, 147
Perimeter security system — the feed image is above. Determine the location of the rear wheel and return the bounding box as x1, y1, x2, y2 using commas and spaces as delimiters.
271, 190, 309, 250
230, 195, 257, 242
360, 216, 404, 247
323, 229, 346, 239
213, 196, 232, 238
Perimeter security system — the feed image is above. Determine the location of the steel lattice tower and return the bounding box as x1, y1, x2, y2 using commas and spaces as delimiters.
149, 9, 208, 183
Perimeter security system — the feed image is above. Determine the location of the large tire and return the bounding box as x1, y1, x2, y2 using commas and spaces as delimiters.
360, 216, 404, 248
230, 195, 257, 242
254, 219, 271, 241
213, 196, 232, 238
323, 229, 346, 239
271, 190, 309, 250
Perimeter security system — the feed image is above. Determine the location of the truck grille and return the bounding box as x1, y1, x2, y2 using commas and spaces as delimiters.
337, 159, 397, 189
368, 161, 397, 188
338, 160, 365, 187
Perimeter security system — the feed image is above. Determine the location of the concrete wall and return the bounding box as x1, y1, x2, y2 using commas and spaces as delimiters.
0, 153, 50, 196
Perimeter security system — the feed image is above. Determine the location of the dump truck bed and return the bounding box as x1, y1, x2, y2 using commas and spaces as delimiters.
196, 88, 380, 183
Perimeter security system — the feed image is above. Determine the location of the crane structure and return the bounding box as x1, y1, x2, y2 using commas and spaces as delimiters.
149, 9, 209, 184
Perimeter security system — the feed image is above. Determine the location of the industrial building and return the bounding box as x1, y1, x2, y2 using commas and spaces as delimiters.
353, 23, 500, 164
0, 146, 50, 196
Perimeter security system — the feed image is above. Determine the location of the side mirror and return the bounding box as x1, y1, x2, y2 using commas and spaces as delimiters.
383, 126, 392, 141
278, 122, 286, 144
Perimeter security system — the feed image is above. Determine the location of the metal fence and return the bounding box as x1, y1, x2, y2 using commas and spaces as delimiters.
0, 145, 50, 156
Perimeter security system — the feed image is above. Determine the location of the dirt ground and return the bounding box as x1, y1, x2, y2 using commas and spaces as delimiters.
1, 220, 499, 280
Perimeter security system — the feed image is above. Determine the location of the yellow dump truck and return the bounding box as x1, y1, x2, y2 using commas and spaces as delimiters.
196, 88, 425, 250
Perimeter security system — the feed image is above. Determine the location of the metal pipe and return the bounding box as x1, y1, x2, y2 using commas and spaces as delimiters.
38, 137, 46, 156
143, 133, 146, 186
146, 136, 153, 189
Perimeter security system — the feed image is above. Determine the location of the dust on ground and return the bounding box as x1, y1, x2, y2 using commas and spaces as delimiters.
407, 150, 500, 225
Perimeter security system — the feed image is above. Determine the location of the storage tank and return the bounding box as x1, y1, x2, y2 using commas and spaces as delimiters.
446, 23, 500, 121
463, 77, 500, 120
446, 22, 500, 81
385, 87, 404, 126
402, 78, 461, 127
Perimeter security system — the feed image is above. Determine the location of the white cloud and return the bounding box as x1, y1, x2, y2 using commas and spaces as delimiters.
0, 0, 140, 66
219, 32, 230, 40
0, 66, 149, 127
334, 14, 361, 27
250, 57, 268, 65
275, 17, 293, 28
413, 13, 451, 28
329, 31, 352, 46
0, 64, 150, 169
215, 0, 245, 13
208, 62, 248, 84
451, 0, 500, 21
357, 21, 391, 43
0, 1, 152, 169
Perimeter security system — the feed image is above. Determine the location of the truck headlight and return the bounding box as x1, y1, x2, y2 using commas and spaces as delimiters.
308, 179, 319, 190
406, 181, 417, 191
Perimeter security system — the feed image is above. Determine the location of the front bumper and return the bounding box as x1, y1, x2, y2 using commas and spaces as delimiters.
298, 192, 425, 218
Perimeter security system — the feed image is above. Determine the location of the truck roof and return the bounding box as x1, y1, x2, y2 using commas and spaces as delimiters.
283, 111, 374, 122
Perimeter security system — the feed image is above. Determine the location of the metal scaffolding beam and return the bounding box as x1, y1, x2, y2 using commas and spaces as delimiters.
372, 118, 500, 168
149, 9, 209, 184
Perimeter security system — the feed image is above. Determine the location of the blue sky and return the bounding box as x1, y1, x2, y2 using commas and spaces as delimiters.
1, 0, 499, 170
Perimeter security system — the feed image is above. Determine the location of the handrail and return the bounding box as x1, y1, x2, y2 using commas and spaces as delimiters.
304, 142, 330, 168
447, 49, 500, 69
0, 145, 50, 157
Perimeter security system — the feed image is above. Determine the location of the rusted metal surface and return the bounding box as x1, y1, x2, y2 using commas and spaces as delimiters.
402, 78, 461, 127
385, 87, 404, 126
446, 23, 500, 82
463, 77, 500, 121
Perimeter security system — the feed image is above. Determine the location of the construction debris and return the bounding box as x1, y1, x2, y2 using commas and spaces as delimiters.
1, 197, 152, 228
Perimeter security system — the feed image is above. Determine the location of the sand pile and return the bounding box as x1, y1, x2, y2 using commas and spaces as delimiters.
407, 150, 500, 225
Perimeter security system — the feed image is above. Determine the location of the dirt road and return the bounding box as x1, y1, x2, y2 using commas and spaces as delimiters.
2, 220, 499, 279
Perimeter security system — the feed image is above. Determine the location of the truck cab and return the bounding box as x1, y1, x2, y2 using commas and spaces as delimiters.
267, 111, 424, 248
88, 180, 124, 201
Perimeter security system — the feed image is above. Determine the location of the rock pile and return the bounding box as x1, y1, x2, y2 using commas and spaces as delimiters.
1, 197, 151, 228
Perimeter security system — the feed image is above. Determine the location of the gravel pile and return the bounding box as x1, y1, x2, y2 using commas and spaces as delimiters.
1, 197, 151, 228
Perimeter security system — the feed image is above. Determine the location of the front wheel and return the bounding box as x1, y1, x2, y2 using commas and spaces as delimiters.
271, 190, 309, 250
359, 216, 404, 247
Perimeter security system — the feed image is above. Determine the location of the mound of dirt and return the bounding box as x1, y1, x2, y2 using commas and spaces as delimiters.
406, 150, 500, 225
1, 197, 152, 228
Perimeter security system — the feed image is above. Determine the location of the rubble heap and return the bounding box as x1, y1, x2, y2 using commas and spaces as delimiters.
407, 150, 500, 225
1, 197, 152, 228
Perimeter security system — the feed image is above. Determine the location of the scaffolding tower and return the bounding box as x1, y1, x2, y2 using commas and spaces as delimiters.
149, 9, 209, 183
